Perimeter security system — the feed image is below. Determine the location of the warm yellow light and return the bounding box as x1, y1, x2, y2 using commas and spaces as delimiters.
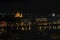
15, 12, 23, 17
20, 22, 24, 26
21, 27, 24, 31
58, 25, 60, 29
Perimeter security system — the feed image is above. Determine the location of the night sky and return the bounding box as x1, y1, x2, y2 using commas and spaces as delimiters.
0, 0, 60, 17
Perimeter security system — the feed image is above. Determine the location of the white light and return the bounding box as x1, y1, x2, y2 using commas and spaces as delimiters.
52, 13, 55, 17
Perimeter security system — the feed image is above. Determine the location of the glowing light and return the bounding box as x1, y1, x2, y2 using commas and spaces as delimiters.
29, 27, 31, 30
15, 12, 23, 17
21, 27, 24, 31
52, 13, 55, 17
29, 21, 31, 26
20, 22, 24, 26
58, 25, 60, 29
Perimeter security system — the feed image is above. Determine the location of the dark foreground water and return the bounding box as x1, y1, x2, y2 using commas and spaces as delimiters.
0, 29, 60, 40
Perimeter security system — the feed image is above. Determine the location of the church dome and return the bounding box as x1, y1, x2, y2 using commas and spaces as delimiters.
15, 12, 23, 18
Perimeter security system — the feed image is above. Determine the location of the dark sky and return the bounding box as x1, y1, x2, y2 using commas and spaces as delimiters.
0, 0, 31, 12
32, 0, 60, 16
0, 0, 60, 16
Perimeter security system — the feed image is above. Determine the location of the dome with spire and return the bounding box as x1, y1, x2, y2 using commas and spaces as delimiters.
15, 11, 23, 18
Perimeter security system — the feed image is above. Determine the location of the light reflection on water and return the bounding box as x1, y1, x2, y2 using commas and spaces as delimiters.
0, 26, 60, 40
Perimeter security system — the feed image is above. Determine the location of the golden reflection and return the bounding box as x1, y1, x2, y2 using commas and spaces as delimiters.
58, 25, 60, 29
29, 21, 31, 26
21, 27, 24, 31
36, 18, 48, 22
16, 23, 20, 26
20, 22, 24, 26
29, 27, 31, 30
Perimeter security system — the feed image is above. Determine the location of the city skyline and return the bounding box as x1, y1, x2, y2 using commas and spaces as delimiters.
0, 0, 60, 40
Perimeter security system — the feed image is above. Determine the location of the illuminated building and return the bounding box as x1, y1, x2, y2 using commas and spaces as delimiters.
15, 12, 23, 18
0, 12, 60, 32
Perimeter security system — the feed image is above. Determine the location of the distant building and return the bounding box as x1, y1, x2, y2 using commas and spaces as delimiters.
15, 12, 23, 18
